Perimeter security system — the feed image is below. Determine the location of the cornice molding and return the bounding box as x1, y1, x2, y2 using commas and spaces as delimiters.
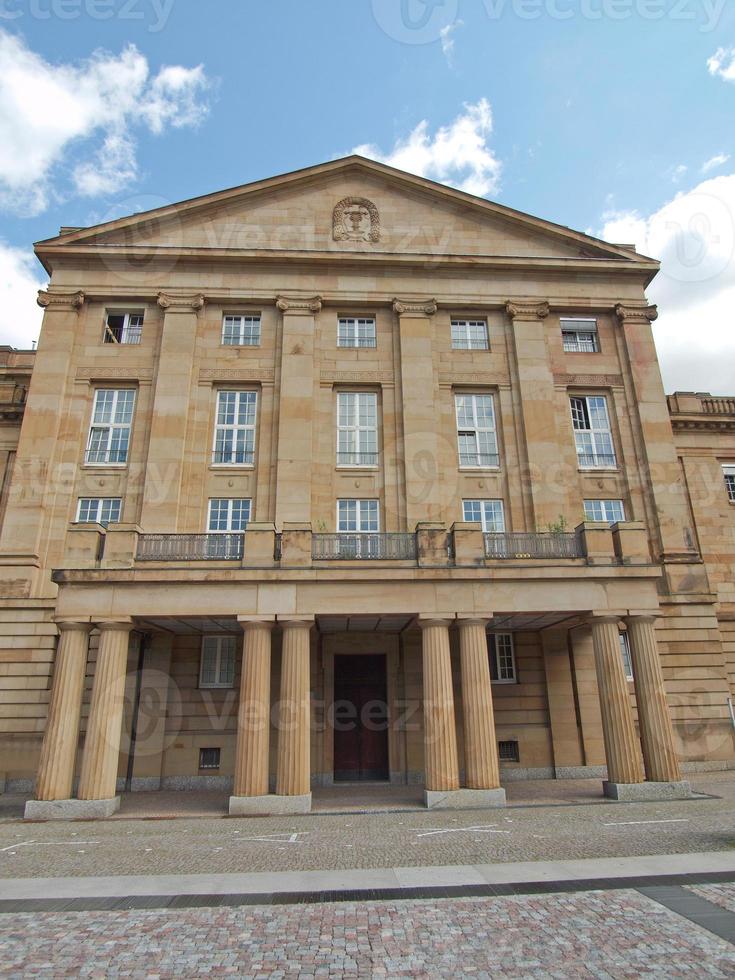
157, 292, 205, 313
506, 300, 550, 320
615, 303, 658, 324
393, 298, 438, 316
37, 290, 84, 311
670, 418, 735, 432
276, 296, 323, 314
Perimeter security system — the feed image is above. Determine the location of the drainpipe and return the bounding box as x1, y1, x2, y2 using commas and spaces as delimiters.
728, 697, 735, 730
125, 632, 150, 792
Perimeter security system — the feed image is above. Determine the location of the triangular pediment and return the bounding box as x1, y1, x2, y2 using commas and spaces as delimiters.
35, 156, 655, 269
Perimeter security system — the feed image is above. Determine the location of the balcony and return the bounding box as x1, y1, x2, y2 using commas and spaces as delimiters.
576, 452, 617, 469
136, 533, 244, 562
312, 533, 417, 561
484, 531, 586, 560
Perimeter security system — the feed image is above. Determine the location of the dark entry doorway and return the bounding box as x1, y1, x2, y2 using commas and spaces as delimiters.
333, 654, 389, 782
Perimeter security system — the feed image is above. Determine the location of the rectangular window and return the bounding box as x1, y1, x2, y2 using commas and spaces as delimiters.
489, 633, 516, 683
561, 318, 599, 353
104, 311, 143, 345
455, 393, 499, 468
463, 499, 505, 532
85, 389, 135, 465
199, 636, 236, 689
570, 395, 616, 468
222, 314, 261, 346
212, 391, 257, 465
498, 740, 520, 763
619, 632, 633, 681
451, 319, 489, 350
208, 498, 251, 532
199, 747, 221, 770
583, 499, 626, 524
724, 465, 735, 503
337, 392, 378, 466
76, 497, 122, 526
337, 498, 379, 533
338, 317, 377, 348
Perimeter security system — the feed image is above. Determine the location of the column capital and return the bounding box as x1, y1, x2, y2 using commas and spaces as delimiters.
392, 298, 438, 317
276, 295, 322, 314
37, 289, 84, 311
456, 616, 492, 629
54, 619, 93, 634
588, 613, 624, 627
417, 615, 454, 630
157, 292, 205, 313
278, 616, 315, 629
506, 300, 550, 320
95, 619, 136, 633
615, 303, 658, 325
237, 616, 276, 631
625, 613, 659, 626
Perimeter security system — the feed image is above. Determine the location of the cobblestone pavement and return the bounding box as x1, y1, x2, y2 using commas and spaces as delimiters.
1, 889, 733, 978
689, 884, 735, 915
0, 773, 733, 879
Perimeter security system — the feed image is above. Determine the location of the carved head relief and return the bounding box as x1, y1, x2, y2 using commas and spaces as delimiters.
333, 197, 380, 243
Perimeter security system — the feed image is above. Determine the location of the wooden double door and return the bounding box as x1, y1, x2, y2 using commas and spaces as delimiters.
333, 654, 389, 782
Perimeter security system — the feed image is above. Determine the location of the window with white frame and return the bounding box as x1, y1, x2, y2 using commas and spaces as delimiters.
199, 636, 236, 689
337, 498, 379, 533
76, 497, 122, 526
451, 319, 489, 350
570, 395, 616, 468
561, 318, 599, 353
463, 499, 506, 532
455, 393, 499, 468
723, 464, 735, 503
619, 631, 633, 681
212, 391, 257, 465
583, 499, 626, 524
208, 498, 251, 532
104, 311, 143, 345
338, 317, 376, 348
337, 392, 378, 466
85, 389, 135, 465
489, 633, 516, 683
222, 314, 261, 346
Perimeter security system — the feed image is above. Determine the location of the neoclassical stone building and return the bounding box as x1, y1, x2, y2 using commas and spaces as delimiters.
0, 157, 733, 818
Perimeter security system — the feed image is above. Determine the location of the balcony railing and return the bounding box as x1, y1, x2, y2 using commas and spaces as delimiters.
85, 448, 129, 465
703, 397, 735, 415
484, 531, 586, 560
576, 453, 617, 469
336, 452, 379, 467
459, 452, 500, 468
136, 533, 244, 561
312, 533, 417, 561
211, 449, 255, 466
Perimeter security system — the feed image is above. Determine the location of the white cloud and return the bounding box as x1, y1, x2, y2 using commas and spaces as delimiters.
702, 153, 730, 175
601, 174, 735, 395
671, 164, 688, 183
439, 20, 464, 67
707, 47, 735, 82
0, 30, 211, 215
0, 242, 44, 349
352, 98, 501, 198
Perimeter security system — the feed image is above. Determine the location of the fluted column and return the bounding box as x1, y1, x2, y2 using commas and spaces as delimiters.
626, 616, 682, 782
77, 622, 134, 801
35, 622, 91, 801
458, 618, 500, 789
591, 617, 644, 785
275, 619, 312, 797
420, 618, 460, 792
233, 619, 274, 797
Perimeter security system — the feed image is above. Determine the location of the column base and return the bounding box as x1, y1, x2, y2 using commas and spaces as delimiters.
603, 780, 693, 802
425, 787, 506, 810
228, 793, 312, 816
24, 797, 121, 821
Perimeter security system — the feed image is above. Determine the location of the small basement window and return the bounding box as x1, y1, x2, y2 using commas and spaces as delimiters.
498, 740, 520, 763
199, 747, 221, 770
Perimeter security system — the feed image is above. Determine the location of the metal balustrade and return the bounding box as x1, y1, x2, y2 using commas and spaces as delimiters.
484, 531, 586, 560
136, 533, 244, 561
576, 452, 617, 469
312, 533, 417, 561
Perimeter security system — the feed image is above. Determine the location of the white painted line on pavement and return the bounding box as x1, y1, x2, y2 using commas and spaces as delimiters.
415, 826, 512, 839
603, 819, 690, 827
1, 840, 100, 852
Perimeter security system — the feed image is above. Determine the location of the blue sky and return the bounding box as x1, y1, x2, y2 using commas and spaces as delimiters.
2, 0, 735, 391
